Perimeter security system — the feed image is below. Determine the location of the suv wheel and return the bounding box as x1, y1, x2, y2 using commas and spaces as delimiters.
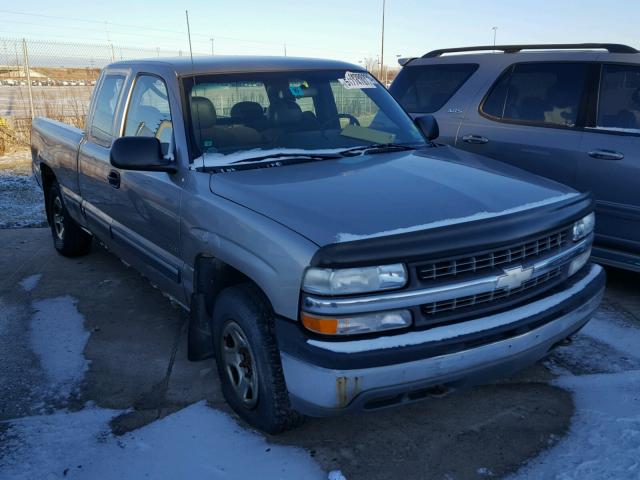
48, 181, 92, 257
211, 283, 304, 433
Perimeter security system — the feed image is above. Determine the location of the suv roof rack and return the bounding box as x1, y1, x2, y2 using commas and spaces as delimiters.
422, 43, 639, 58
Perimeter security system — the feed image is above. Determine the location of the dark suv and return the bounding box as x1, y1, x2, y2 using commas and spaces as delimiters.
390, 43, 640, 272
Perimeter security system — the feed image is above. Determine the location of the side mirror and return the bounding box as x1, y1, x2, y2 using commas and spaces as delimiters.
415, 115, 439, 141
110, 137, 177, 173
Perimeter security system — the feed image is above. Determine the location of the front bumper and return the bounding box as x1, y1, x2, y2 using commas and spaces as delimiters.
279, 264, 605, 416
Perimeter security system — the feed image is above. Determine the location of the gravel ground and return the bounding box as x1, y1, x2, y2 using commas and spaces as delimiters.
0, 150, 47, 229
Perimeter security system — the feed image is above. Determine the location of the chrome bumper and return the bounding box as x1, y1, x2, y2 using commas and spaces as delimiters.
282, 264, 604, 415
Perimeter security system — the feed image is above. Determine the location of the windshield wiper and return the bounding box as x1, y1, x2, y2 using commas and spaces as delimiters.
338, 143, 419, 157
230, 152, 342, 165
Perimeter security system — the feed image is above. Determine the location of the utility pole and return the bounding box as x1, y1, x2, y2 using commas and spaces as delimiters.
22, 38, 35, 120
284, 43, 287, 56
380, 0, 386, 82
210, 37, 214, 55
492, 26, 498, 51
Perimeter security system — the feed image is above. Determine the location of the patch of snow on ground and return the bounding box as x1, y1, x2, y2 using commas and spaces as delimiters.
510, 371, 640, 480
511, 306, 640, 480
328, 470, 347, 480
581, 308, 640, 361
19, 274, 42, 292
0, 401, 324, 480
29, 296, 89, 399
0, 151, 46, 229
1, 292, 327, 480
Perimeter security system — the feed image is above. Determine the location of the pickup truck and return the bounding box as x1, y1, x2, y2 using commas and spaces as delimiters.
32, 56, 605, 433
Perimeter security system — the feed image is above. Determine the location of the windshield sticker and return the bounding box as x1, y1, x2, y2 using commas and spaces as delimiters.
338, 71, 377, 89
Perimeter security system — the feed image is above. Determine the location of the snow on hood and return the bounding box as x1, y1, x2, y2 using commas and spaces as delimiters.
191, 147, 350, 169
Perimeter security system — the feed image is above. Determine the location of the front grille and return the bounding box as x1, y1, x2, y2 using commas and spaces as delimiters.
421, 266, 563, 318
416, 229, 570, 283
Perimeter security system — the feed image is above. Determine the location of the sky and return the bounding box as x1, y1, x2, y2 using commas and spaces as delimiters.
1, 0, 639, 66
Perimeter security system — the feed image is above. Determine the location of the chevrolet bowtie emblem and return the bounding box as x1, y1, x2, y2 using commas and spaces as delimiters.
496, 265, 534, 290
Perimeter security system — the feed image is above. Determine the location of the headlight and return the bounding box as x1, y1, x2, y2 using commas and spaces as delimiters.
301, 309, 412, 335
302, 263, 407, 295
572, 212, 595, 241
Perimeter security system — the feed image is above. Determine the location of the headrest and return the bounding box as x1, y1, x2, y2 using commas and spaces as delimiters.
268, 100, 303, 126
190, 96, 217, 129
127, 105, 163, 135
230, 101, 264, 121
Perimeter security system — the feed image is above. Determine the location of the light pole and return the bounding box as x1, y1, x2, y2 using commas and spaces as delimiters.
380, 0, 386, 81
210, 38, 214, 56
492, 26, 498, 51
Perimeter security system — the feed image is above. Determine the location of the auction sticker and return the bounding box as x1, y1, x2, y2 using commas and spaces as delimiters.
338, 71, 377, 89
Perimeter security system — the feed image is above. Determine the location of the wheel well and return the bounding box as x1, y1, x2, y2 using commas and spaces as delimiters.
40, 163, 55, 224
193, 255, 268, 315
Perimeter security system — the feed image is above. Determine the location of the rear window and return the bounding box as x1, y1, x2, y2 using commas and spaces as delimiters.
481, 62, 588, 127
390, 64, 478, 113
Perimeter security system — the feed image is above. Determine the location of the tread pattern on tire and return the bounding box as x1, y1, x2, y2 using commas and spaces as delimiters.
212, 283, 304, 434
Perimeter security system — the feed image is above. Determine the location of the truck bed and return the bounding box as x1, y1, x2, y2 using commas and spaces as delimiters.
31, 117, 84, 196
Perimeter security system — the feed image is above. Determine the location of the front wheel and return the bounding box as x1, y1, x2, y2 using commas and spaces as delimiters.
211, 283, 304, 434
47, 181, 92, 257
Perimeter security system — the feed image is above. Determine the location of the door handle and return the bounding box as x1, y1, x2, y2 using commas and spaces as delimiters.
462, 134, 489, 145
107, 170, 121, 189
588, 149, 624, 160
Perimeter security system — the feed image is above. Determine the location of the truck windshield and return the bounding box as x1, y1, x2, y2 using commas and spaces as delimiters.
183, 69, 426, 167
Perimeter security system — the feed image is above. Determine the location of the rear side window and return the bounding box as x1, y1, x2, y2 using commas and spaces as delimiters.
596, 64, 640, 131
89, 74, 125, 145
481, 63, 588, 127
390, 64, 478, 113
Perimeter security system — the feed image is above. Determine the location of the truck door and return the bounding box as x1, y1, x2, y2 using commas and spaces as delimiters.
106, 73, 183, 297
577, 61, 640, 261
78, 71, 127, 241
456, 60, 593, 188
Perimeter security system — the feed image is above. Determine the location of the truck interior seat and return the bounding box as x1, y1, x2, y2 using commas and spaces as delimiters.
190, 96, 261, 152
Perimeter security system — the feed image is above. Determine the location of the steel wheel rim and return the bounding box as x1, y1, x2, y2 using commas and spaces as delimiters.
53, 196, 65, 240
220, 321, 259, 408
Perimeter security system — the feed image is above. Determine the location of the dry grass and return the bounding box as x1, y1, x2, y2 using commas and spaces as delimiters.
0, 88, 87, 154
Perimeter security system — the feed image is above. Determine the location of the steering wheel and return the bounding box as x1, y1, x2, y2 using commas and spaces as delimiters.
320, 113, 361, 130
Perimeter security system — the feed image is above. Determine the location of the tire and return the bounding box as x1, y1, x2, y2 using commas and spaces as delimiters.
211, 283, 304, 434
47, 181, 92, 257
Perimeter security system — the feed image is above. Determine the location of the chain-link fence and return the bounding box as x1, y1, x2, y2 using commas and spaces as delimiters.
0, 36, 389, 155
0, 36, 198, 153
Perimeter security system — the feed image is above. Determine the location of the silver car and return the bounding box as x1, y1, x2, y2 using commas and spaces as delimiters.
391, 43, 640, 272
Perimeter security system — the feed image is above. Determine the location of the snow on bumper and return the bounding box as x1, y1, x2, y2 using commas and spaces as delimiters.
282, 264, 605, 416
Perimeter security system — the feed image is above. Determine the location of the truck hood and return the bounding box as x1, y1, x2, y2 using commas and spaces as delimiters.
209, 146, 577, 246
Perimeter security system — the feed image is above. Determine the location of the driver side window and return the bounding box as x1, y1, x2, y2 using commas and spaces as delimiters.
124, 75, 173, 147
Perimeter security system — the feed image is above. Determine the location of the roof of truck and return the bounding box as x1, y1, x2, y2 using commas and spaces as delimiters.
107, 55, 363, 76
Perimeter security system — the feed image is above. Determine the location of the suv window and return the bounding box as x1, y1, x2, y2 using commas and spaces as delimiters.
90, 74, 125, 145
482, 63, 588, 127
597, 64, 640, 132
390, 64, 478, 113
124, 75, 173, 147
